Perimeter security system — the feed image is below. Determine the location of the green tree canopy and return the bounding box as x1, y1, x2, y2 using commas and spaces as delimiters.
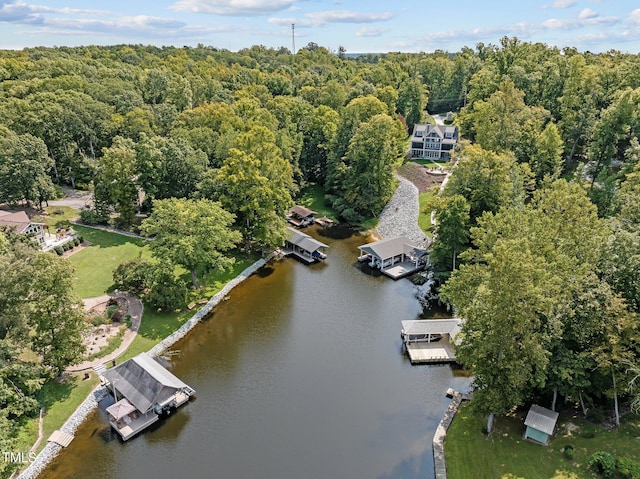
140, 198, 241, 287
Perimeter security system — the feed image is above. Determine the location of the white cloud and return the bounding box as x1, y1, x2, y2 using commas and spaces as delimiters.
170, 0, 296, 16
542, 0, 576, 8
630, 9, 640, 26
305, 10, 394, 24
355, 27, 389, 37
270, 9, 394, 28
579, 8, 598, 19
552, 0, 576, 7
0, 1, 106, 24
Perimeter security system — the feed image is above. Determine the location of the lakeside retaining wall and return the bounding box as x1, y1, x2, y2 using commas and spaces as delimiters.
17, 253, 273, 479
432, 390, 471, 479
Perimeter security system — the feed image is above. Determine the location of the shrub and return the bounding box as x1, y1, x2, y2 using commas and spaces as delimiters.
617, 457, 640, 479
145, 264, 187, 312
587, 406, 605, 424
53, 246, 64, 255
79, 208, 108, 225
340, 208, 363, 224
106, 304, 120, 320
564, 444, 575, 460
90, 315, 110, 327
73, 236, 81, 246
62, 240, 73, 251
588, 451, 616, 478
112, 257, 154, 295
77, 235, 84, 243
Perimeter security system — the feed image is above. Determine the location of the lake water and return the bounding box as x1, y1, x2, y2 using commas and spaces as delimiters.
44, 226, 470, 479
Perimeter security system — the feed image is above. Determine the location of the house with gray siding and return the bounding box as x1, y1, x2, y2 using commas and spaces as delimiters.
410, 124, 458, 160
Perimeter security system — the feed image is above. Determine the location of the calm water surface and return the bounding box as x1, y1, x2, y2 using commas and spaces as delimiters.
44, 227, 470, 479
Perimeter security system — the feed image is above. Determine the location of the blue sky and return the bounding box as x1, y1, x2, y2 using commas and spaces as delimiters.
0, 0, 639, 53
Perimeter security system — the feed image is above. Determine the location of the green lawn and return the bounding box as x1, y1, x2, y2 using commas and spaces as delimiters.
32, 205, 80, 227
413, 158, 448, 169
14, 373, 99, 461
446, 403, 640, 479
298, 184, 339, 221
418, 188, 438, 237
69, 225, 151, 298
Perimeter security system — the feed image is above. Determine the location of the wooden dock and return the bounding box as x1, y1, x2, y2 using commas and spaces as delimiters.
405, 341, 457, 364
48, 430, 74, 448
381, 260, 425, 279
401, 319, 462, 364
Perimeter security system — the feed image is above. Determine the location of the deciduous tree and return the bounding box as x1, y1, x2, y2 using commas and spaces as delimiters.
140, 198, 241, 287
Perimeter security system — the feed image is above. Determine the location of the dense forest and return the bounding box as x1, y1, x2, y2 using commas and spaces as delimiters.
1, 37, 640, 470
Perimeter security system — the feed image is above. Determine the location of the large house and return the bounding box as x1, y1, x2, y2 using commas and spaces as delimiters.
410, 124, 458, 160
0, 210, 46, 246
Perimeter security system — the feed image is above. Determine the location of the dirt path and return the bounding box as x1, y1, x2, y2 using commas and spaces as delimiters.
66, 292, 143, 372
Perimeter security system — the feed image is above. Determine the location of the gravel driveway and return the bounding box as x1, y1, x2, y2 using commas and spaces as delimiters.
376, 175, 430, 248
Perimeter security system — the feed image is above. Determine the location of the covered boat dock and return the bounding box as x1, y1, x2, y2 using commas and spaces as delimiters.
358, 236, 428, 279
102, 353, 195, 440
283, 226, 328, 263
401, 319, 463, 364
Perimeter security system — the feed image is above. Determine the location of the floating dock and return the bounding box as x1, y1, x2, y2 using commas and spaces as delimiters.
401, 319, 463, 364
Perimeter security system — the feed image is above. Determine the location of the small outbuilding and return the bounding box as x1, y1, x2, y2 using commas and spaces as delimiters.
524, 404, 559, 445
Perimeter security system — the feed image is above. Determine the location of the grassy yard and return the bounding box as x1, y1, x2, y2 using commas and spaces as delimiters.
418, 188, 438, 237
413, 158, 448, 169
14, 373, 99, 459
446, 403, 640, 479
32, 205, 80, 227
298, 184, 339, 221
69, 225, 151, 298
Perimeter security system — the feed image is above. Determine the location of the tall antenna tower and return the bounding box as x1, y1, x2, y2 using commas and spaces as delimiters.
291, 23, 296, 54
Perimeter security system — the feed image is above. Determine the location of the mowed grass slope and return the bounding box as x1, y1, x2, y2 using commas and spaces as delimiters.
69, 225, 150, 298
446, 403, 640, 479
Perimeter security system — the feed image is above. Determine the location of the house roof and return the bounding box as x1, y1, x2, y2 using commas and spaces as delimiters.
358, 236, 424, 261
412, 124, 459, 143
103, 353, 189, 413
401, 319, 463, 337
0, 210, 32, 233
289, 205, 316, 218
286, 226, 328, 253
524, 404, 559, 435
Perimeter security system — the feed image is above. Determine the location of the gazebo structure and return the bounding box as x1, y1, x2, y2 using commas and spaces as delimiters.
524, 404, 559, 445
